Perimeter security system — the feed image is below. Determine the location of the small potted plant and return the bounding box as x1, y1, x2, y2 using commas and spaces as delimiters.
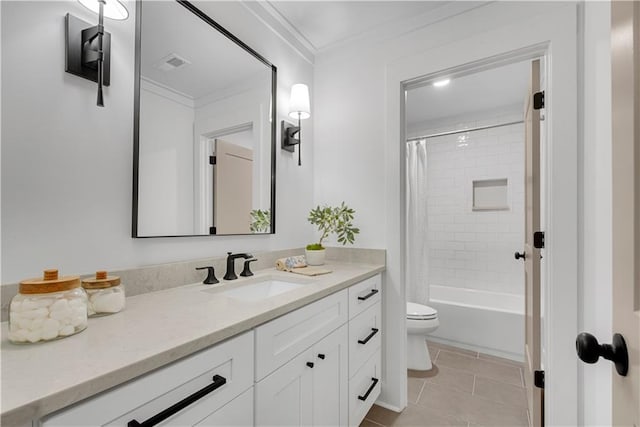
306, 202, 360, 265
250, 209, 271, 233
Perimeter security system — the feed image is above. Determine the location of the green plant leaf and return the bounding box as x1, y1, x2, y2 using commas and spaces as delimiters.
306, 202, 359, 246
250, 209, 271, 233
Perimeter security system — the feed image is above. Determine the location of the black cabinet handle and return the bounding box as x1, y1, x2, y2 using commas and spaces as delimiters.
357, 377, 379, 401
358, 328, 379, 345
127, 375, 226, 427
357, 289, 379, 301
514, 252, 525, 260
317, 354, 325, 360
306, 362, 314, 368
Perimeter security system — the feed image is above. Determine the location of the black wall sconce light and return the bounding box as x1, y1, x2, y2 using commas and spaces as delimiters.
282, 83, 310, 166
65, 0, 128, 107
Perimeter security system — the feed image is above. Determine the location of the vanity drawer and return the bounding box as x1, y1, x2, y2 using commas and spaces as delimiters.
348, 274, 381, 319
41, 332, 254, 426
348, 350, 382, 427
255, 289, 348, 381
349, 302, 382, 376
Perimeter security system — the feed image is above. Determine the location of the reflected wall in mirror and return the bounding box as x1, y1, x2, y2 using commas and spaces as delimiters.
133, 0, 277, 237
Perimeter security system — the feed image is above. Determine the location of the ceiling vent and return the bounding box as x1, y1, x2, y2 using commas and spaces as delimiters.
155, 53, 191, 71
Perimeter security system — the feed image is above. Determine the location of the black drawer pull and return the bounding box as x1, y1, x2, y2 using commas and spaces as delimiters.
306, 362, 315, 368
358, 377, 379, 401
357, 289, 379, 301
127, 374, 226, 427
358, 328, 379, 345
317, 354, 326, 360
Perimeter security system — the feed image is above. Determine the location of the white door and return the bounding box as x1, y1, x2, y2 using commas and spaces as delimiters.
255, 349, 314, 426
312, 325, 348, 427
610, 0, 639, 424
213, 139, 253, 234
522, 59, 543, 427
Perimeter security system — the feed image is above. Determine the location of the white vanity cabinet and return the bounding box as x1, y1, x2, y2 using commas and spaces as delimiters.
254, 289, 349, 426
40, 331, 254, 427
347, 274, 382, 426
255, 324, 348, 427
36, 273, 383, 427
255, 274, 382, 427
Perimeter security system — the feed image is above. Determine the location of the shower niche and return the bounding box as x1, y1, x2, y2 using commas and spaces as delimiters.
472, 178, 509, 211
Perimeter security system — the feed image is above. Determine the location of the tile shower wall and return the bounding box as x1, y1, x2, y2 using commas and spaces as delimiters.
423, 108, 524, 295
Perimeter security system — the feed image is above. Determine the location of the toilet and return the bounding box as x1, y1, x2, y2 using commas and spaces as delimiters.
407, 302, 439, 371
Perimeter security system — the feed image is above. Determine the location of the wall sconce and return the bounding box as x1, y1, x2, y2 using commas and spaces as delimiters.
65, 0, 128, 107
282, 83, 310, 166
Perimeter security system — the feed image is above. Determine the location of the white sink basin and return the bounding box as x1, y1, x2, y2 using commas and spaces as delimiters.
203, 276, 311, 302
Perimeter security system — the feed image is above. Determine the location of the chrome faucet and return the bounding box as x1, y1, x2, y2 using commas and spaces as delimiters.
224, 252, 253, 280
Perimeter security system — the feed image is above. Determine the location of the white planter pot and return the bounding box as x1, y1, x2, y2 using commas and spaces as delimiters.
305, 248, 326, 266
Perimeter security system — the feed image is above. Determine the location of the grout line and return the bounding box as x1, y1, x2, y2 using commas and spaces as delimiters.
519, 367, 525, 388
434, 349, 441, 361
471, 374, 477, 395
415, 379, 427, 403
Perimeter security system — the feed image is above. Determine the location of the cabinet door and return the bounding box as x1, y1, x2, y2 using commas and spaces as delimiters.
312, 324, 348, 427
255, 349, 314, 426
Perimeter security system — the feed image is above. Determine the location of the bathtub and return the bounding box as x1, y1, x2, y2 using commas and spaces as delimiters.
426, 285, 525, 362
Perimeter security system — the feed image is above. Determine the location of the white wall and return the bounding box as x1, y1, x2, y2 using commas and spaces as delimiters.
138, 85, 195, 236
1, 0, 315, 284
418, 110, 524, 296
314, 1, 579, 421
579, 1, 613, 425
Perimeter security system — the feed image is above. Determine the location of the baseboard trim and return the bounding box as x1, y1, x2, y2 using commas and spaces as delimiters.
428, 336, 524, 362
373, 399, 404, 413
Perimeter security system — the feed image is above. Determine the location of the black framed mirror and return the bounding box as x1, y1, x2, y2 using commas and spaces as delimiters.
132, 0, 277, 237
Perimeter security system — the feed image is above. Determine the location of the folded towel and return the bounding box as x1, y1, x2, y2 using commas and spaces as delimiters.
289, 266, 332, 276
276, 256, 307, 271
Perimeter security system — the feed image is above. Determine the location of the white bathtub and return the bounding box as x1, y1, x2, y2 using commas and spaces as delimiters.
427, 285, 525, 362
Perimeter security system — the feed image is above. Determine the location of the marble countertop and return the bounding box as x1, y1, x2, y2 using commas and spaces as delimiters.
0, 262, 385, 425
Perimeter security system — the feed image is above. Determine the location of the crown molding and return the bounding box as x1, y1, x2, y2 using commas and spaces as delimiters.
315, 1, 492, 63
240, 1, 316, 65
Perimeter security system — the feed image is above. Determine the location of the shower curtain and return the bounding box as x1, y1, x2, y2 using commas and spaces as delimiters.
405, 140, 429, 305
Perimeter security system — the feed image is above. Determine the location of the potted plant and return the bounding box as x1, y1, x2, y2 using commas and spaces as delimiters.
306, 202, 360, 265
250, 209, 271, 233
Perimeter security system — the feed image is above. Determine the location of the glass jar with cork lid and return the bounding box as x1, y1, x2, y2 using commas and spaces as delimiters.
8, 269, 88, 344
82, 271, 125, 317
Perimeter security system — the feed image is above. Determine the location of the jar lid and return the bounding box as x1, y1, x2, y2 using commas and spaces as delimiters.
82, 271, 121, 289
19, 269, 81, 294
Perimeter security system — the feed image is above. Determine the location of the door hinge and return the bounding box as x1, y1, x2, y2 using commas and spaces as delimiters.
534, 91, 545, 110
534, 370, 545, 389
534, 231, 545, 249
209, 226, 216, 235
209, 156, 216, 165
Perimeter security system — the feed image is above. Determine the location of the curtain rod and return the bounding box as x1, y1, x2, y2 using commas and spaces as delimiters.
406, 120, 524, 142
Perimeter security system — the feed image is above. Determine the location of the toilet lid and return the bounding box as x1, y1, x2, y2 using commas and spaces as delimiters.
407, 302, 438, 320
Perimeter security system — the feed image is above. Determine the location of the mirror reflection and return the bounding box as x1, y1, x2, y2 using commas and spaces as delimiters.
133, 0, 276, 237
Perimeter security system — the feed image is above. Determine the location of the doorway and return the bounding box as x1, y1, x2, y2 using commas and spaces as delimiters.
388, 57, 543, 426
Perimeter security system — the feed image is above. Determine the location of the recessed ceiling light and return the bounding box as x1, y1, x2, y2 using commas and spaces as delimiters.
433, 78, 450, 87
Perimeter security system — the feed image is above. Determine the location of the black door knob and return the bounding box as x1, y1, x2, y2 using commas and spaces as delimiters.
514, 251, 525, 260
576, 332, 628, 376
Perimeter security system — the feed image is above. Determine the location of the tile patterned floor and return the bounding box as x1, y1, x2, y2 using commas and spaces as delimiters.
361, 341, 530, 427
